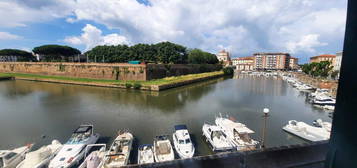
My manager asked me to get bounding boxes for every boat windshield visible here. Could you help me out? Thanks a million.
[179,140,185,144]
[185,138,191,144]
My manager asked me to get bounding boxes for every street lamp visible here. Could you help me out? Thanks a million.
[261,108,270,149]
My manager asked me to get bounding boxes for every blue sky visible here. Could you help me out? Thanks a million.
[0,0,348,63]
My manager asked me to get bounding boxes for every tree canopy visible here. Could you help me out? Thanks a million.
[188,49,219,64]
[33,45,81,62]
[301,61,334,78]
[0,49,36,61]
[85,41,189,64]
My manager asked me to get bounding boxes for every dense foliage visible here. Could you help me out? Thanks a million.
[301,61,334,78]
[0,49,36,61]
[85,42,189,64]
[188,49,219,64]
[33,45,81,62]
[223,67,234,75]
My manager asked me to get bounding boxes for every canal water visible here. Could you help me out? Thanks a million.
[0,75,331,157]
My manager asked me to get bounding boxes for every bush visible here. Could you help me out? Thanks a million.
[133,83,141,89]
[125,83,132,88]
[223,67,234,75]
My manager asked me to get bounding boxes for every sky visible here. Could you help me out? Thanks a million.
[0,0,348,63]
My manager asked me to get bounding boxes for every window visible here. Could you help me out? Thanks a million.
[60,157,66,161]
[185,139,191,143]
[4,152,16,160]
[179,140,185,144]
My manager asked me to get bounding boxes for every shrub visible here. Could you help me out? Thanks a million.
[133,83,141,89]
[125,83,132,88]
[223,67,234,75]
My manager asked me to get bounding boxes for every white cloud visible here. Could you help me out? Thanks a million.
[0,0,348,60]
[286,34,327,53]
[0,32,22,40]
[64,24,130,50]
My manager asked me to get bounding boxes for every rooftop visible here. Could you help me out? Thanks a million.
[310,54,336,59]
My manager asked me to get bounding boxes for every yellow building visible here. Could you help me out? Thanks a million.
[310,54,336,65]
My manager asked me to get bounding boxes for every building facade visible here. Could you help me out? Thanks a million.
[334,52,342,71]
[253,53,290,70]
[310,54,336,65]
[232,57,255,71]
[289,57,299,70]
[216,50,231,66]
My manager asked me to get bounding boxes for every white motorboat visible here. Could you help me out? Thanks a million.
[202,123,234,152]
[137,144,155,164]
[172,125,195,159]
[16,140,62,168]
[0,144,33,168]
[283,120,330,142]
[153,135,174,162]
[215,116,259,151]
[296,84,314,91]
[102,130,133,168]
[310,89,330,98]
[49,124,100,168]
[312,95,336,106]
[78,144,106,168]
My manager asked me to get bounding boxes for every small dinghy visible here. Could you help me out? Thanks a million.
[153,135,174,162]
[0,144,34,168]
[17,140,62,168]
[102,130,133,168]
[49,124,100,168]
[137,144,155,164]
[172,125,195,159]
[283,120,330,142]
[202,123,234,152]
[78,144,106,168]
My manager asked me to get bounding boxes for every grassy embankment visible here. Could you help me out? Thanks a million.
[0,71,224,90]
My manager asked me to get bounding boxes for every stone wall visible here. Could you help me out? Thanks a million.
[0,62,147,81]
[0,62,222,81]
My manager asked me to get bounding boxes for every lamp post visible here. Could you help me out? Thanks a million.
[261,108,270,149]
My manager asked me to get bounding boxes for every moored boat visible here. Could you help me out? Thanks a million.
[137,144,155,164]
[283,120,330,142]
[17,140,62,168]
[48,124,100,168]
[172,125,195,159]
[202,123,234,152]
[0,144,34,168]
[102,130,133,168]
[215,116,259,151]
[153,135,174,162]
[78,144,106,168]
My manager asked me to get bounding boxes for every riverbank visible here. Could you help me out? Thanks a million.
[292,72,338,97]
[0,71,225,91]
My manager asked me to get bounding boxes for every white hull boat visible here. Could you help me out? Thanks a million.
[78,144,107,168]
[137,144,155,164]
[49,124,100,168]
[0,144,34,168]
[153,135,174,162]
[17,140,62,168]
[202,123,234,152]
[215,116,259,151]
[283,120,330,142]
[172,125,195,159]
[102,131,133,168]
[313,119,332,132]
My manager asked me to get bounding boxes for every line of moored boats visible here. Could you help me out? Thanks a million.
[0,114,261,168]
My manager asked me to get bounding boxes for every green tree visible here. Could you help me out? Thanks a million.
[155,42,187,64]
[188,49,218,64]
[33,45,81,62]
[0,49,36,61]
[302,61,334,78]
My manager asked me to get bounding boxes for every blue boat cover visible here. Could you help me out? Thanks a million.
[174,124,188,130]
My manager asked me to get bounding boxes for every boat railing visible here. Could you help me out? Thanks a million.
[84,143,106,158]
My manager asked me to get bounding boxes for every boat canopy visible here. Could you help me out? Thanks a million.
[139,144,153,149]
[74,125,92,133]
[228,123,255,134]
[174,125,188,131]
